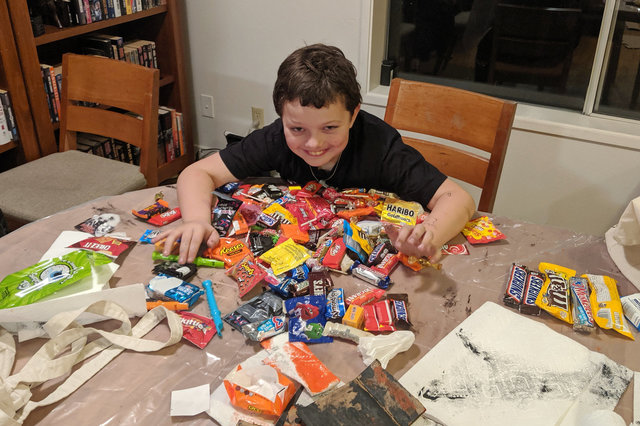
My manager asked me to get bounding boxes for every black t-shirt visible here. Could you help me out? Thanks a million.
[219,110,446,207]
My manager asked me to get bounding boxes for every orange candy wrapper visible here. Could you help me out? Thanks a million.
[223,362,297,417]
[461,216,506,244]
[203,237,252,268]
[261,337,340,396]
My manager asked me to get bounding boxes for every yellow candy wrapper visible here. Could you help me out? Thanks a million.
[535,262,576,324]
[260,238,310,275]
[262,203,297,225]
[582,274,634,340]
[461,216,506,244]
[380,199,423,226]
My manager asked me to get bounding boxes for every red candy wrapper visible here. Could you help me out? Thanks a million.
[178,311,217,349]
[461,216,506,244]
[68,236,134,258]
[441,243,469,255]
[147,207,181,226]
[363,300,396,332]
[226,255,267,297]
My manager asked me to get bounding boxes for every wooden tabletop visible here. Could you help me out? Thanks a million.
[0,185,637,425]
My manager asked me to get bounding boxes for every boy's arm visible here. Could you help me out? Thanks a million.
[153,153,238,263]
[386,179,475,261]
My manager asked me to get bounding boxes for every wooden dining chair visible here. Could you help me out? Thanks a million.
[0,53,159,231]
[384,78,516,213]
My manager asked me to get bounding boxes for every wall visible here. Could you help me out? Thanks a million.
[183,1,640,236]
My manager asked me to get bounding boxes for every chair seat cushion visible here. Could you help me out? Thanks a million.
[0,150,146,223]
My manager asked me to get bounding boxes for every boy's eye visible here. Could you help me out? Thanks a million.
[324,126,338,131]
[290,127,304,133]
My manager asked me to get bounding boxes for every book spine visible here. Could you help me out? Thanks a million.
[125,0,132,15]
[171,108,179,159]
[40,66,56,123]
[0,102,11,144]
[48,66,61,122]
[106,0,115,18]
[83,0,92,23]
[113,0,121,16]
[176,111,184,157]
[150,42,157,68]
[0,91,18,141]
[135,0,142,13]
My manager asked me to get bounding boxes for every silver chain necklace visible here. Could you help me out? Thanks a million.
[309,152,342,187]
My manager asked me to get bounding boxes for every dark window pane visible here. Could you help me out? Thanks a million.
[594,2,640,120]
[386,0,604,111]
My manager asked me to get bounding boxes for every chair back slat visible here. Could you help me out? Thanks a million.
[384,78,516,212]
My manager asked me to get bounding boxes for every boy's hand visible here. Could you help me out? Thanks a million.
[152,221,219,264]
[384,223,443,263]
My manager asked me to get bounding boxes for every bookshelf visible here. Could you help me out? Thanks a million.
[5,0,193,184]
[0,0,40,165]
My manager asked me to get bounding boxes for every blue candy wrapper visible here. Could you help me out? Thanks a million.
[147,275,203,307]
[284,295,333,344]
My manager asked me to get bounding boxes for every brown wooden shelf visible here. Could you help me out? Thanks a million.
[159,75,175,87]
[0,141,17,154]
[35,6,168,46]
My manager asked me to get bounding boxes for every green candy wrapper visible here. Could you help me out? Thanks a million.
[0,250,113,309]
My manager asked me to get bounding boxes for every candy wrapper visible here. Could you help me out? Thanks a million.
[178,311,216,349]
[259,238,310,276]
[241,316,287,341]
[212,198,243,237]
[147,276,203,308]
[441,244,469,255]
[343,221,373,263]
[0,250,112,309]
[461,216,506,244]
[363,300,396,332]
[261,337,341,396]
[284,295,333,344]
[68,235,134,259]
[139,229,160,244]
[380,199,423,226]
[202,237,252,268]
[152,261,197,281]
[75,213,121,236]
[132,199,169,221]
[569,276,595,332]
[535,262,575,324]
[223,291,285,332]
[226,255,267,297]
[148,207,181,226]
[583,274,634,340]
[621,293,640,331]
[223,362,297,417]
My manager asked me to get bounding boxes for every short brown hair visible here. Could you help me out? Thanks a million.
[273,44,362,116]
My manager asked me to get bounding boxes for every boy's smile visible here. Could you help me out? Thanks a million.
[282,99,360,171]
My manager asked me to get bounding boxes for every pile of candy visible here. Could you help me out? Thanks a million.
[141,180,468,347]
[503,261,636,339]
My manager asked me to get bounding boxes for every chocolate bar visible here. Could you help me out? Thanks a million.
[503,263,527,308]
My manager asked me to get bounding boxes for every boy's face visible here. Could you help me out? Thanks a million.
[282,99,360,170]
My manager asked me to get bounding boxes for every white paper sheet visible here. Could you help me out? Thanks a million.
[170,384,211,416]
[399,302,632,426]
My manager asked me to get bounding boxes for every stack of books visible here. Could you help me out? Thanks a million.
[0,89,19,145]
[61,0,165,27]
[75,105,184,166]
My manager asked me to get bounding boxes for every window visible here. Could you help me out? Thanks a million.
[382,0,640,122]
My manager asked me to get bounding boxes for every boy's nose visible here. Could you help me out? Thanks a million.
[306,134,324,149]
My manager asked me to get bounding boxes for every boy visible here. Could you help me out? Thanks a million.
[155,44,475,264]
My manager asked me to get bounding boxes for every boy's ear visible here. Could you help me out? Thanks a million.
[349,104,361,127]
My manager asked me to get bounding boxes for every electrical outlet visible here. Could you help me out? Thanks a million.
[251,107,264,129]
[200,94,214,118]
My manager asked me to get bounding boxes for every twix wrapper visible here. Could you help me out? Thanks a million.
[582,274,634,340]
[535,262,575,324]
